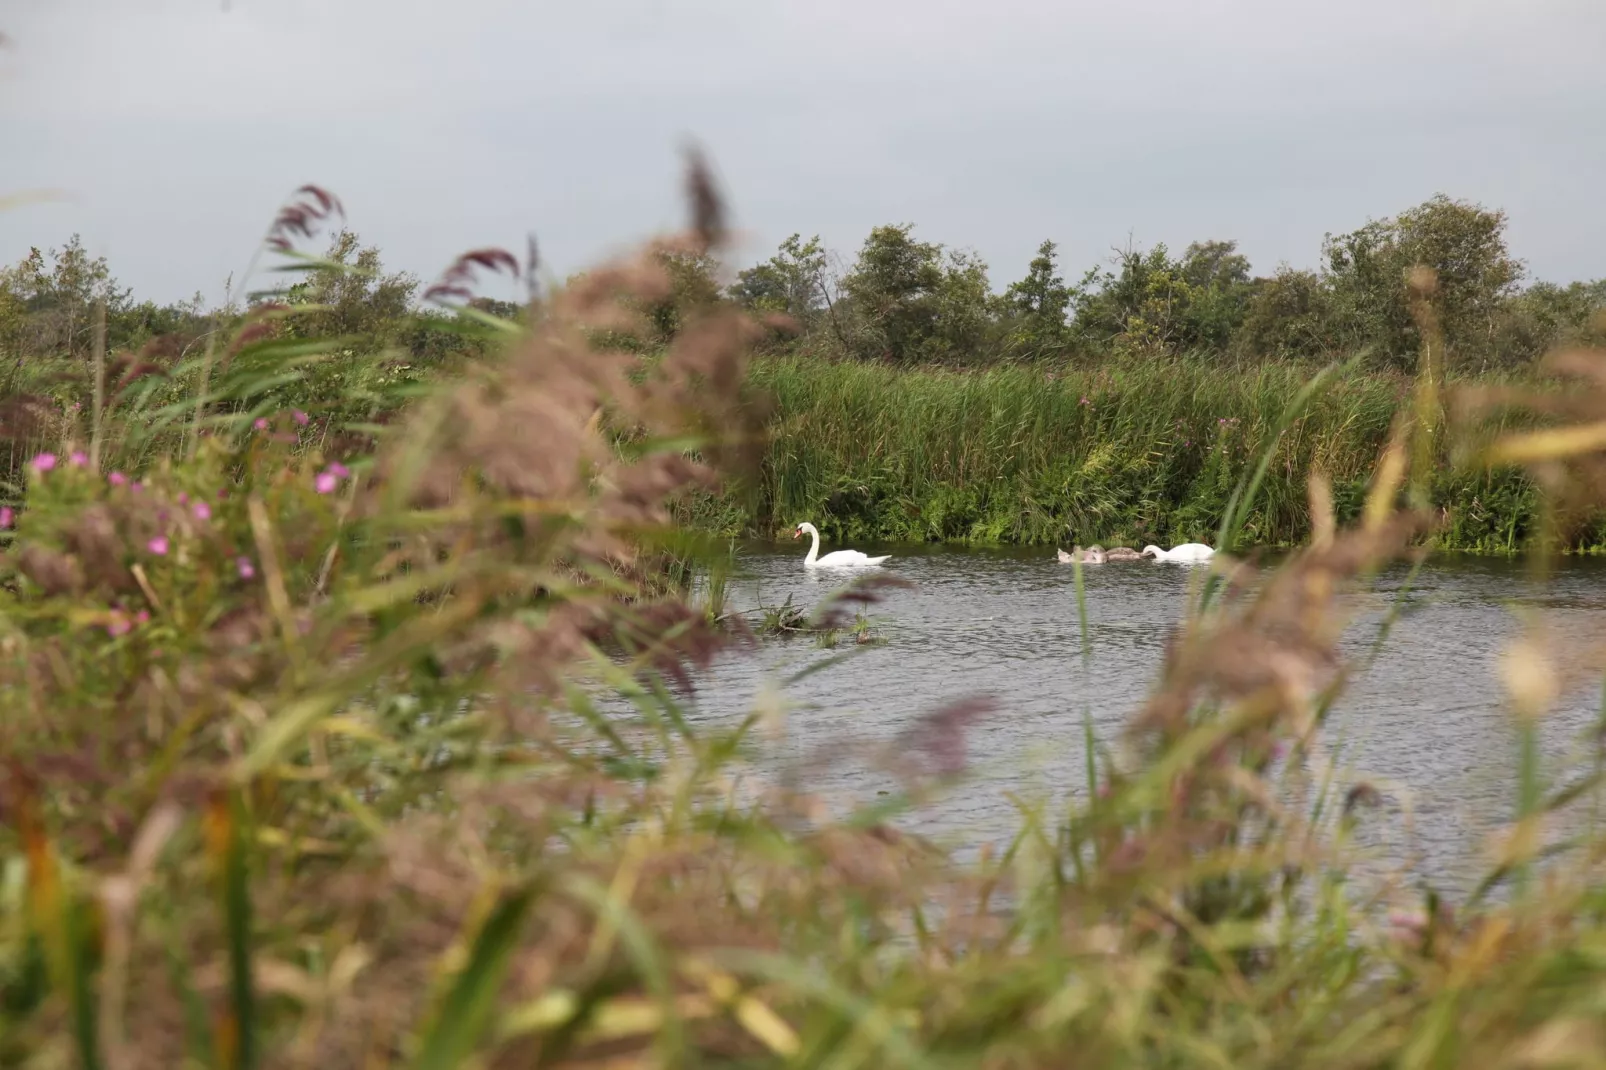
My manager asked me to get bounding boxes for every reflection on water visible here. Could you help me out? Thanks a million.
[675,543,1606,897]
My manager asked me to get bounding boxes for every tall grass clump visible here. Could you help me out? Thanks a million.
[9,159,1606,1069]
[711,355,1563,552]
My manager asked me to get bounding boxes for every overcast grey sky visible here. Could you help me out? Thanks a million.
[3,0,1604,305]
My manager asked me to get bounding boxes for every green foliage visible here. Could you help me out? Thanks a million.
[280,229,420,348]
[1000,240,1074,361]
[1069,239,1255,357]
[838,224,997,365]
[685,355,1575,552]
[729,233,829,329]
[723,194,1603,372]
[0,236,134,360]
[1237,266,1336,361]
[1321,194,1525,369]
[10,168,1606,1068]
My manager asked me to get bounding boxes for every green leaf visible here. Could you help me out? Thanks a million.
[409,885,537,1070]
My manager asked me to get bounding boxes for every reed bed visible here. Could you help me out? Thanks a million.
[703,356,1559,553]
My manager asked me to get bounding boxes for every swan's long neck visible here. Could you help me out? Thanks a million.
[804,526,820,566]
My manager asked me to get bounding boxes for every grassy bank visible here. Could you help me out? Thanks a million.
[687,356,1556,553]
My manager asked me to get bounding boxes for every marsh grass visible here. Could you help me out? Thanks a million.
[4,161,1606,1070]
[697,354,1572,554]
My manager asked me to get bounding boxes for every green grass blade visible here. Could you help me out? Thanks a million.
[409,885,537,1070]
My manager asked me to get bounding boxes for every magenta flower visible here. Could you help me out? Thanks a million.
[0,507,13,529]
[29,453,56,473]
[106,612,132,638]
[327,461,350,479]
[108,471,128,487]
[293,410,309,426]
[147,536,169,556]
[68,450,88,467]
[314,472,338,494]
[177,492,188,505]
[131,481,144,493]
[236,556,256,580]
[192,501,212,521]
[135,610,150,624]
[253,417,269,431]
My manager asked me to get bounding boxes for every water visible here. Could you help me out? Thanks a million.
[674,544,1606,897]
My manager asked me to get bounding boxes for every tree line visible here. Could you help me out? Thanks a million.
[725,194,1606,372]
[3,193,1602,382]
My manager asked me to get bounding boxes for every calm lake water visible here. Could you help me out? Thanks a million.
[672,544,1606,898]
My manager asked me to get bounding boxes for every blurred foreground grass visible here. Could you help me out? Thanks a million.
[4,168,1606,1070]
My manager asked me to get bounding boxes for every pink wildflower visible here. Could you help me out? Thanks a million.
[177,492,188,505]
[131,481,144,493]
[0,507,13,529]
[293,410,309,426]
[315,472,338,494]
[236,556,256,580]
[108,471,128,486]
[327,461,350,479]
[107,613,132,638]
[192,501,212,521]
[147,536,169,556]
[253,417,269,431]
[29,453,56,473]
[69,450,87,467]
[136,610,150,624]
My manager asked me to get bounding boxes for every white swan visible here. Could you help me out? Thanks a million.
[1140,542,1216,563]
[793,522,891,569]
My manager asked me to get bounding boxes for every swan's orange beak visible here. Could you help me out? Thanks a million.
[791,528,801,539]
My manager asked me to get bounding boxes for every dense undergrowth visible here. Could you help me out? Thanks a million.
[685,356,1565,552]
[6,164,1606,1069]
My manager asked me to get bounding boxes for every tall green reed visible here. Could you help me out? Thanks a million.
[706,355,1563,553]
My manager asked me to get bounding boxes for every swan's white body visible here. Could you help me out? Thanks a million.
[1141,542,1216,563]
[793,522,890,569]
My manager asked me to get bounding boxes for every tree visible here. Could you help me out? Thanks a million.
[840,224,996,365]
[1236,267,1336,361]
[285,229,419,347]
[1001,240,1072,360]
[1,235,132,360]
[1069,238,1254,358]
[1178,240,1254,352]
[729,234,829,329]
[644,248,723,344]
[1321,194,1523,369]
[1492,279,1606,365]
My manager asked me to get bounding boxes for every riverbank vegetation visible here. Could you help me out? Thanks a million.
[6,158,1606,1067]
[5,192,1604,552]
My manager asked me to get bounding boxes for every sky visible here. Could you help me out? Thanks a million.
[3,0,1604,305]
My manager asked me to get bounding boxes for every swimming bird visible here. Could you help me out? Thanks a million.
[793,522,891,569]
[1104,546,1143,561]
[1057,545,1107,564]
[1140,542,1215,563]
